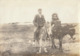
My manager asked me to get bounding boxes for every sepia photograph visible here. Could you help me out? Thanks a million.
[0,0,80,56]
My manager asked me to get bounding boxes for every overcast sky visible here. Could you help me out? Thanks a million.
[0,0,79,24]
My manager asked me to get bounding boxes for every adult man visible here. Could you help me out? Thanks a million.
[33,9,46,43]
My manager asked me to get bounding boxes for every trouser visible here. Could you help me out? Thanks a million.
[34,26,43,42]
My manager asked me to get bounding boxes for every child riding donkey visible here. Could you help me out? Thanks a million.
[51,13,62,49]
[50,13,76,51]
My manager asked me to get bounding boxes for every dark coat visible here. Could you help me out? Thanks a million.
[51,20,61,33]
[33,14,45,27]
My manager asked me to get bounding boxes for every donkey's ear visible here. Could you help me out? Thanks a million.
[72,24,77,27]
[69,24,77,28]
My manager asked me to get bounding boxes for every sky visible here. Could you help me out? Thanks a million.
[0,0,79,24]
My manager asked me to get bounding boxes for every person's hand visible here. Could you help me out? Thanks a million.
[34,23,38,27]
[52,24,54,28]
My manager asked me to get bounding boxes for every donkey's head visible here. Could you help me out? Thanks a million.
[66,24,77,40]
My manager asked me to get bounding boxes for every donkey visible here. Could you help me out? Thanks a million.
[50,23,76,51]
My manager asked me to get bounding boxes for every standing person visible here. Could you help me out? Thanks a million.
[33,9,46,44]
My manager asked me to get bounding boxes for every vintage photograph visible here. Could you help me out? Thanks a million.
[0,0,80,56]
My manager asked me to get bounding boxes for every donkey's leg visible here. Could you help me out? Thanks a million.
[70,35,75,40]
[44,40,48,52]
[59,38,63,51]
[51,38,57,48]
[37,37,42,53]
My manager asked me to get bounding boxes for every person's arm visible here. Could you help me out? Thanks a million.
[42,15,46,25]
[33,15,38,27]
[51,21,54,26]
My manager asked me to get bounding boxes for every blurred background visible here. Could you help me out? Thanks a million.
[0,0,79,24]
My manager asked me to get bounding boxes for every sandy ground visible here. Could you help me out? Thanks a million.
[0,23,79,56]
